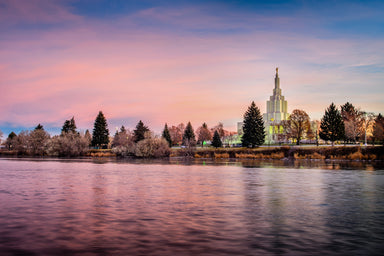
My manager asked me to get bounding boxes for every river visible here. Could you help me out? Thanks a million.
[0,158,383,255]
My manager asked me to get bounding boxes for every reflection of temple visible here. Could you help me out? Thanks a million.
[263,68,289,143]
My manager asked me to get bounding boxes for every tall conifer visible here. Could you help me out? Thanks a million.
[91,111,109,148]
[133,120,149,143]
[320,103,345,146]
[183,122,196,146]
[211,130,222,148]
[241,101,265,147]
[162,123,172,147]
[62,117,77,134]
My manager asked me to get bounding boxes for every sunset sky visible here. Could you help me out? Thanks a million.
[1,0,383,136]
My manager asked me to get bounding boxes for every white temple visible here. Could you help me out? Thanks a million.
[262,68,289,143]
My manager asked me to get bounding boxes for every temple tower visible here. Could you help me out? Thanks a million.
[263,68,289,143]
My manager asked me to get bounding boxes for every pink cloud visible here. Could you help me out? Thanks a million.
[1,7,383,133]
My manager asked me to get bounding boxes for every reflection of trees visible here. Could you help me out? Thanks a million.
[241,169,287,253]
[90,169,109,249]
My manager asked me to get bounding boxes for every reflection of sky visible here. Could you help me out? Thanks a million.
[0,0,383,135]
[1,159,384,254]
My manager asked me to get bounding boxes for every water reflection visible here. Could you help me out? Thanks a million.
[0,158,383,255]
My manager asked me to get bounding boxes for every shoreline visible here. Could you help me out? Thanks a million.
[1,145,383,162]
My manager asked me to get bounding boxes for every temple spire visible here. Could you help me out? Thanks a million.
[274,67,280,90]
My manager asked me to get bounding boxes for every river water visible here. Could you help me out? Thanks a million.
[0,158,383,255]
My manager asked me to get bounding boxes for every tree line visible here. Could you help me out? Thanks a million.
[1,101,383,157]
[240,101,384,147]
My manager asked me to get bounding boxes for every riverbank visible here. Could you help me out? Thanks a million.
[171,146,384,161]
[1,146,383,161]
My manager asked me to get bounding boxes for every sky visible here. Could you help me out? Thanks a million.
[1,0,384,137]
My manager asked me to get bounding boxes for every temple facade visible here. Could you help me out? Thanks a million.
[262,68,289,143]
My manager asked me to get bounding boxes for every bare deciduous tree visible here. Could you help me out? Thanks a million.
[48,133,89,157]
[196,123,212,147]
[0,129,3,145]
[211,122,225,138]
[169,123,185,146]
[341,102,364,143]
[29,127,50,155]
[288,109,312,145]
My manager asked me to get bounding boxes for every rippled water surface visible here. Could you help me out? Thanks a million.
[0,158,384,255]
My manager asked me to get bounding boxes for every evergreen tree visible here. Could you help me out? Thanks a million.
[62,120,71,134]
[35,124,44,130]
[5,132,17,150]
[162,123,172,147]
[373,113,384,145]
[211,130,222,148]
[241,101,265,147]
[61,117,77,134]
[320,103,345,146]
[91,111,110,148]
[133,120,149,143]
[183,121,196,146]
[8,131,17,140]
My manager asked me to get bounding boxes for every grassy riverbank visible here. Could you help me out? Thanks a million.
[1,146,383,161]
[171,146,384,160]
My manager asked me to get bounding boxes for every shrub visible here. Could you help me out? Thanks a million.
[112,144,136,157]
[135,138,170,158]
[48,133,89,157]
[347,151,364,160]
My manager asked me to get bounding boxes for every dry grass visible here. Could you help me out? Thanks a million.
[88,152,116,157]
[214,153,230,158]
[169,145,384,161]
[309,152,326,159]
[235,153,268,159]
[347,151,364,160]
[294,152,326,159]
[270,152,285,159]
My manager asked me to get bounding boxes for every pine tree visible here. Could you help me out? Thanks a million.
[162,123,172,147]
[211,130,222,148]
[183,121,196,146]
[320,103,345,146]
[91,111,110,148]
[133,120,149,143]
[373,113,384,145]
[35,124,44,130]
[61,117,77,134]
[5,132,17,150]
[69,117,77,133]
[241,101,265,147]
